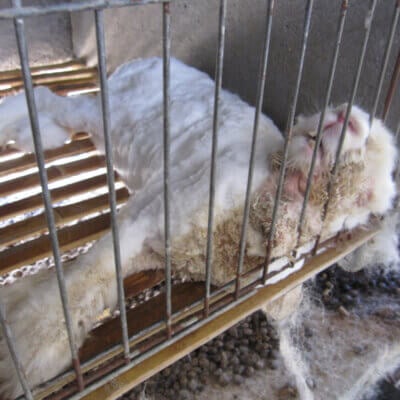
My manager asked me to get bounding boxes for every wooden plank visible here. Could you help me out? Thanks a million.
[0,188,129,248]
[123,270,165,299]
[0,173,120,221]
[76,224,381,400]
[0,148,23,159]
[0,60,98,98]
[0,79,98,98]
[0,81,99,98]
[0,60,87,81]
[0,155,105,197]
[0,213,112,274]
[79,282,207,363]
[0,137,95,176]
[0,68,98,88]
[0,77,98,96]
[50,83,100,97]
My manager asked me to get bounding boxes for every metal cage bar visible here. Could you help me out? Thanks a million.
[383,48,400,122]
[162,1,173,337]
[0,0,168,19]
[370,0,400,125]
[395,118,400,182]
[94,8,131,360]
[11,0,85,392]
[314,0,378,252]
[235,0,275,297]
[204,0,227,317]
[296,0,348,247]
[263,0,314,277]
[0,300,33,400]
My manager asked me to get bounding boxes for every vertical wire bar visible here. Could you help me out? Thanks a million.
[204,0,227,316]
[11,0,85,390]
[383,48,400,122]
[296,0,348,248]
[394,117,400,184]
[0,301,33,400]
[94,9,130,360]
[235,0,275,299]
[314,0,378,252]
[370,0,400,125]
[162,2,173,336]
[263,0,314,281]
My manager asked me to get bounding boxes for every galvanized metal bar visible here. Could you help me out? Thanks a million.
[315,0,378,251]
[12,0,85,391]
[370,0,400,125]
[162,1,173,337]
[0,0,168,19]
[204,0,227,317]
[396,116,400,140]
[263,0,314,280]
[395,117,400,183]
[296,0,348,247]
[235,0,275,298]
[0,300,33,400]
[94,9,130,360]
[383,48,400,122]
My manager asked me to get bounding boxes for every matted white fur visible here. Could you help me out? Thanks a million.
[0,58,396,398]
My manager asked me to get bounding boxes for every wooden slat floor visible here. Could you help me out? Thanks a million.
[0,60,99,98]
[0,134,130,274]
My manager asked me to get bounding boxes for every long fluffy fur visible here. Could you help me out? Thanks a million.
[0,58,396,398]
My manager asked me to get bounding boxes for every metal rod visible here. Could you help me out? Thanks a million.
[395,116,400,184]
[94,9,130,360]
[12,0,85,391]
[263,0,315,280]
[204,0,227,317]
[1,0,168,19]
[370,0,400,125]
[315,0,378,252]
[162,1,173,337]
[296,0,348,248]
[0,300,33,400]
[396,115,400,141]
[235,0,275,298]
[383,48,400,122]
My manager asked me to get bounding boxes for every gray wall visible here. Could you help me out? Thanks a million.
[68,0,399,131]
[0,0,73,71]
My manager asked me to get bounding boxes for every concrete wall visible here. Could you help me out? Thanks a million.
[71,0,400,131]
[0,0,73,71]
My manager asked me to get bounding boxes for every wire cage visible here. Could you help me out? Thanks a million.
[0,0,399,399]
